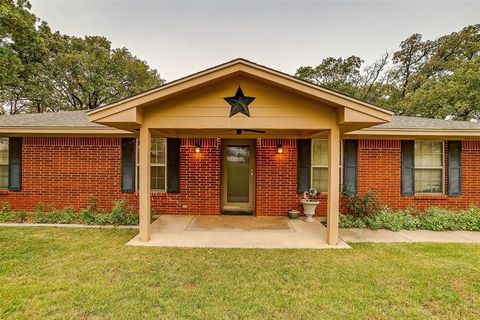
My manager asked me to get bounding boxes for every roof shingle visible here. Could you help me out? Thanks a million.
[0,111,479,132]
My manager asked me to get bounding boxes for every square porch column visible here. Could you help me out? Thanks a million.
[327,126,340,245]
[139,126,151,242]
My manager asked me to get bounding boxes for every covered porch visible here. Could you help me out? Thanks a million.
[127,215,350,249]
[88,59,392,247]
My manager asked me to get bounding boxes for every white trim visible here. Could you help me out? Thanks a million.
[414,140,445,195]
[311,139,328,193]
[136,137,167,193]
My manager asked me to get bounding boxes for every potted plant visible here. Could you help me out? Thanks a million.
[288,209,299,219]
[300,188,320,222]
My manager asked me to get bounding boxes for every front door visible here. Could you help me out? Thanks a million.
[221,139,255,215]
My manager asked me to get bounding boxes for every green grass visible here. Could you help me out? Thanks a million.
[1,228,480,319]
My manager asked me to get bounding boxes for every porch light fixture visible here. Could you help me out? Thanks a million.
[277,144,284,154]
[195,143,201,153]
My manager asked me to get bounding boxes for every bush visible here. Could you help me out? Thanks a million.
[365,209,417,231]
[339,214,367,228]
[36,206,78,224]
[343,191,385,217]
[340,206,480,232]
[79,209,96,225]
[416,207,457,231]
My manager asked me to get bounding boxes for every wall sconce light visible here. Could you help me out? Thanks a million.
[277,144,284,154]
[195,143,201,153]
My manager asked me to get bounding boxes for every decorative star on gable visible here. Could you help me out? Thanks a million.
[224,86,255,117]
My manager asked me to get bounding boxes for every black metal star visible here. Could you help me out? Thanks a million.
[224,86,255,117]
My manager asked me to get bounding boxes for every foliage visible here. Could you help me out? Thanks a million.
[296,24,480,120]
[342,191,385,217]
[0,0,164,114]
[0,199,140,225]
[340,206,480,232]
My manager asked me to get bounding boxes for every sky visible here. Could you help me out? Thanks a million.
[29,0,480,82]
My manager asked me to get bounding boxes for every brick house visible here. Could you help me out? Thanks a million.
[0,59,478,245]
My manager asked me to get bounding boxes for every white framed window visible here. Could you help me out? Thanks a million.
[137,138,167,192]
[312,139,328,193]
[0,138,8,189]
[414,140,444,194]
[311,139,344,193]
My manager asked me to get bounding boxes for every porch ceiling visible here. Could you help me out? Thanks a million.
[88,59,392,134]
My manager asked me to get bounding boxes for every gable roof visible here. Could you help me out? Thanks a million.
[88,58,393,117]
[87,58,393,131]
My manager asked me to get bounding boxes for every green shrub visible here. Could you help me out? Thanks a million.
[94,214,111,225]
[340,206,480,232]
[416,207,458,231]
[1,201,11,213]
[79,209,96,225]
[0,212,17,222]
[339,214,367,228]
[35,205,78,224]
[343,191,385,217]
[17,210,27,223]
[87,195,99,214]
[365,209,417,231]
[109,198,135,225]
[457,207,480,231]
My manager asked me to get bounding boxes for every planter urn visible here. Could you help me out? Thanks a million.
[300,199,319,222]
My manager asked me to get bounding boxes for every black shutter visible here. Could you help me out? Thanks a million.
[8,137,22,191]
[297,139,311,194]
[121,138,136,192]
[343,140,358,194]
[167,138,180,193]
[401,140,414,195]
[448,141,461,196]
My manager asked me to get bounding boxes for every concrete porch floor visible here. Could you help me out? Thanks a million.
[127,215,350,249]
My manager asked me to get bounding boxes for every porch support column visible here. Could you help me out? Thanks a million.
[327,125,340,245]
[139,126,151,242]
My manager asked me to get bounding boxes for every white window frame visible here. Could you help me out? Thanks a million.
[414,140,445,195]
[0,138,8,190]
[311,139,328,193]
[136,138,167,193]
[310,139,344,194]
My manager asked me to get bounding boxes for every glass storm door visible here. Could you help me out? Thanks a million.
[222,139,255,215]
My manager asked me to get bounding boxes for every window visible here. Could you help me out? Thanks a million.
[312,139,328,193]
[137,138,167,192]
[414,141,444,194]
[0,138,7,189]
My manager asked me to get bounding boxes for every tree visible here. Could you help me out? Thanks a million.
[0,0,164,114]
[295,24,480,120]
[40,30,164,111]
[295,56,363,97]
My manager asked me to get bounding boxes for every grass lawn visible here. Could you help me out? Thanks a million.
[1,228,480,319]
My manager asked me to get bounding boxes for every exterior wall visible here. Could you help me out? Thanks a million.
[0,137,136,211]
[0,137,221,214]
[357,139,480,210]
[151,138,221,215]
[3,136,480,215]
[255,139,327,216]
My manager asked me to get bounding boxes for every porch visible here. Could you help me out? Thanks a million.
[88,59,392,247]
[127,215,350,249]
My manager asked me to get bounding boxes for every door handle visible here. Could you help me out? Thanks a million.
[250,169,254,176]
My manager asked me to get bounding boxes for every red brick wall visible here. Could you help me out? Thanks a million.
[0,137,136,211]
[255,139,327,216]
[0,137,221,214]
[151,138,221,215]
[3,137,479,216]
[357,139,480,210]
